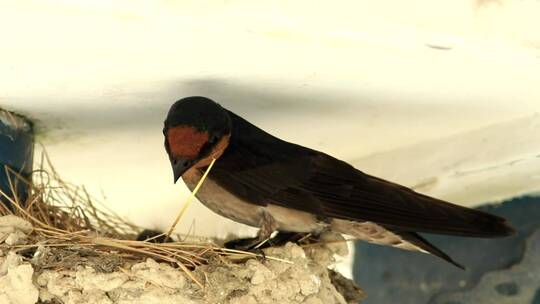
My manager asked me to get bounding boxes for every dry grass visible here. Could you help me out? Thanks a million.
[0,152,290,288]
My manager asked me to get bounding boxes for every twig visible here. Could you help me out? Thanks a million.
[165,158,216,240]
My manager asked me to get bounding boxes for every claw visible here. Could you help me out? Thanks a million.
[136,229,169,243]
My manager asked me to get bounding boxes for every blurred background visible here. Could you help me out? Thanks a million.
[1,1,539,303]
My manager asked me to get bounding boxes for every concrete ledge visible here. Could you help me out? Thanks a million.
[352,114,540,207]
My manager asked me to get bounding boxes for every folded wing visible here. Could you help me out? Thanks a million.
[211,111,514,237]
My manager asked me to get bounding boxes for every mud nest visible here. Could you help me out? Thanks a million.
[0,153,365,303]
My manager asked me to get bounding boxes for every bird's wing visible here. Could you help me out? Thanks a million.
[211,111,514,237]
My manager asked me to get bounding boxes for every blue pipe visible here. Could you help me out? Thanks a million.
[0,110,33,209]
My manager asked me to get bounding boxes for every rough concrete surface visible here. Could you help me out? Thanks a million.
[432,228,540,304]
[0,216,364,304]
[354,197,540,304]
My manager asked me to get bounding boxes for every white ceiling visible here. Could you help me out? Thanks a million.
[1,0,539,238]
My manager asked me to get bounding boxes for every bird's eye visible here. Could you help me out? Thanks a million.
[208,135,219,144]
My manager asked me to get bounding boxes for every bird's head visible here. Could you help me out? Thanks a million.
[164,96,232,183]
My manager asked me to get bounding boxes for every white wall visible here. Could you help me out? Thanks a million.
[1,0,539,239]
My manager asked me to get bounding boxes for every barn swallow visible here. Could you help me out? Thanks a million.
[163,96,515,268]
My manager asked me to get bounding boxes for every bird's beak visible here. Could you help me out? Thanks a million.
[171,157,193,184]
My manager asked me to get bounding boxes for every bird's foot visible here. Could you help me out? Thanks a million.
[224,237,267,260]
[224,231,311,250]
[267,231,312,246]
[224,236,262,251]
[136,229,171,243]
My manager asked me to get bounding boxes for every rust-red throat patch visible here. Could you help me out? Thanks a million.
[167,126,209,159]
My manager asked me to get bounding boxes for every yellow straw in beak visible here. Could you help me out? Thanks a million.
[165,157,217,241]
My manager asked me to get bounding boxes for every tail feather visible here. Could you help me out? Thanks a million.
[333,219,464,269]
[397,231,465,269]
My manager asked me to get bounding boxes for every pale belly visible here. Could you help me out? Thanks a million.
[182,169,424,252]
[181,169,326,233]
